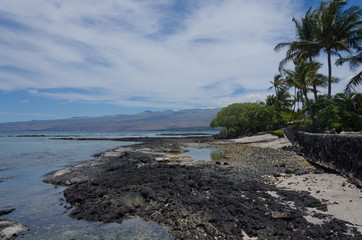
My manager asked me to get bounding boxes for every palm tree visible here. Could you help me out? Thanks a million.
[283,60,331,104]
[275,8,324,100]
[334,92,362,114]
[268,73,287,93]
[275,0,362,97]
[336,51,362,93]
[275,8,319,71]
[266,88,293,123]
[313,0,362,97]
[305,62,328,101]
[283,61,311,104]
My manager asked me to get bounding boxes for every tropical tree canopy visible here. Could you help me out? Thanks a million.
[275,0,362,97]
[336,51,362,93]
[303,93,362,132]
[210,103,277,137]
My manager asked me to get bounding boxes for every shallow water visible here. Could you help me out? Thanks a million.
[0,134,173,239]
[179,146,224,163]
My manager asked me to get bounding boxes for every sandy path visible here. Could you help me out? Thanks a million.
[231,133,292,149]
[232,133,362,234]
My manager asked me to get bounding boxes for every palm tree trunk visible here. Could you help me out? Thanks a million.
[304,90,309,103]
[300,90,305,106]
[309,56,318,101]
[313,85,318,101]
[327,51,332,98]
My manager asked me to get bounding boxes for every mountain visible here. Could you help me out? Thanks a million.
[0,109,220,131]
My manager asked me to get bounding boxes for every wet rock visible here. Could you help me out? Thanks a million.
[0,209,15,217]
[195,160,206,165]
[295,169,308,175]
[0,218,28,240]
[46,136,362,240]
[314,168,325,174]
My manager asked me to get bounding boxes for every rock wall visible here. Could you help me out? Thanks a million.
[293,131,362,186]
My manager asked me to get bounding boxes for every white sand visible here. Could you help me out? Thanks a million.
[231,133,292,149]
[275,173,362,233]
[233,134,362,233]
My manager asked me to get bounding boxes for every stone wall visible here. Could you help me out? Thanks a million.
[291,131,362,186]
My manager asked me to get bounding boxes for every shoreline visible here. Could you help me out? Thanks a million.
[44,134,362,239]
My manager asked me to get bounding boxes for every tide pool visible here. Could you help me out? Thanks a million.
[0,134,173,239]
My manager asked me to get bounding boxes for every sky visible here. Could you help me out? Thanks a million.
[0,0,361,123]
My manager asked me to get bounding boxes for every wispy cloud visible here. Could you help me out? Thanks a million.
[0,112,55,117]
[1,0,327,110]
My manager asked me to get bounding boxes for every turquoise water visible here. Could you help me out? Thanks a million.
[0,132,177,239]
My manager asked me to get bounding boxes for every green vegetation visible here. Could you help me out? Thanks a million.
[272,0,362,132]
[303,93,362,132]
[210,103,276,137]
[275,0,362,97]
[270,131,285,138]
[211,0,361,137]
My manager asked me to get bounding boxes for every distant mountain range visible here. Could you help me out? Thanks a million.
[0,109,221,131]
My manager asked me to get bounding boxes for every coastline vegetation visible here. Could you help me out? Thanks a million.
[210,103,277,137]
[270,130,285,138]
[211,0,362,137]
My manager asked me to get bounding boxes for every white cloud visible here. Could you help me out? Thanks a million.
[4,0,353,111]
[0,111,55,117]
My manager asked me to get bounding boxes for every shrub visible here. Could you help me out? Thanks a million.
[210,103,277,137]
[270,130,284,138]
[303,93,362,132]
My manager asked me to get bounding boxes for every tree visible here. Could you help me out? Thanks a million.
[307,62,328,101]
[336,51,362,93]
[283,60,328,104]
[275,0,362,97]
[268,74,287,93]
[313,0,362,97]
[303,93,362,132]
[275,8,326,102]
[266,88,293,123]
[210,103,277,137]
[275,8,319,71]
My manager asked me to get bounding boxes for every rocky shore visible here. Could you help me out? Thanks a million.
[0,209,28,240]
[44,134,362,240]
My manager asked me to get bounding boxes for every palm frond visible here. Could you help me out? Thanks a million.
[274,42,291,52]
[336,52,362,70]
[344,71,362,93]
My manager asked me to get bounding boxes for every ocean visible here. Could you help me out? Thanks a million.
[0,130,218,239]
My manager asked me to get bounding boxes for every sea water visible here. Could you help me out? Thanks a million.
[0,131,176,240]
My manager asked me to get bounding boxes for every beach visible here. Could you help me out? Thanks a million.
[43,134,362,240]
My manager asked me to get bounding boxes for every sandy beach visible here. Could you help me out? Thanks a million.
[233,134,362,235]
[43,134,362,240]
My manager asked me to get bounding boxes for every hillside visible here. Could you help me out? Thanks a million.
[0,109,220,131]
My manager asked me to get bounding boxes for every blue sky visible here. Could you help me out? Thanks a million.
[0,0,361,123]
